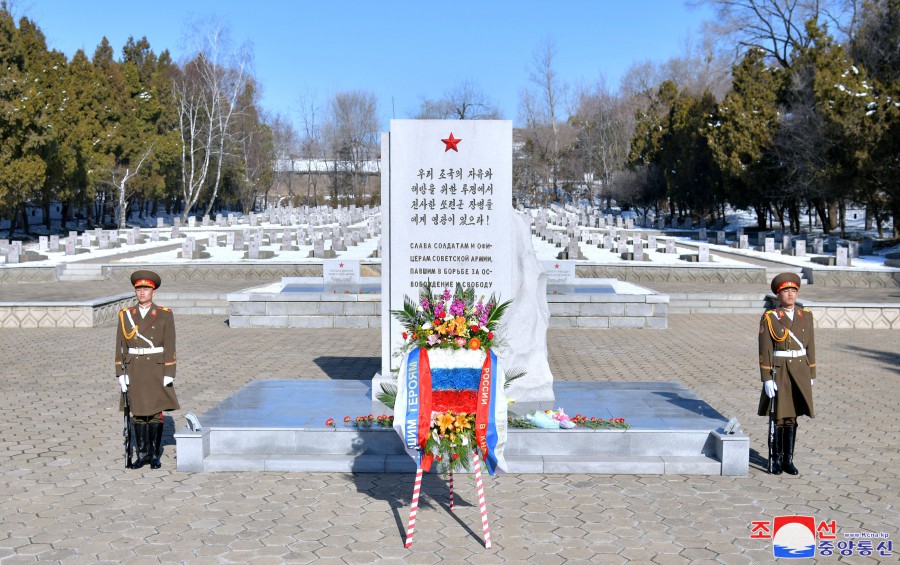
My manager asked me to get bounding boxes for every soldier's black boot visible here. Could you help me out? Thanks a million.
[148,423,164,469]
[769,425,783,475]
[782,426,799,475]
[131,422,151,469]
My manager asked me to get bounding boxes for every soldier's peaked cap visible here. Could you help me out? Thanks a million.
[771,272,800,294]
[131,270,161,289]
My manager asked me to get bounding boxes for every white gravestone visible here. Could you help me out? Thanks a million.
[665,240,676,254]
[49,235,59,252]
[323,259,361,287]
[739,235,749,249]
[698,243,710,263]
[795,240,806,257]
[836,247,850,267]
[813,238,824,254]
[541,260,576,286]
[764,238,775,253]
[633,236,644,261]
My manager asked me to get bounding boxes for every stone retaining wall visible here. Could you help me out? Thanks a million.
[547,294,669,329]
[0,266,57,283]
[229,292,669,330]
[228,293,382,329]
[104,263,381,281]
[576,264,766,284]
[802,267,900,288]
[0,293,133,328]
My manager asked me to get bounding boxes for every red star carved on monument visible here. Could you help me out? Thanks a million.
[441,132,461,152]
[555,263,560,269]
[339,262,344,267]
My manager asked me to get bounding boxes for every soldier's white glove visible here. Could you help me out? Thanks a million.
[118,374,129,393]
[163,376,174,387]
[764,380,777,399]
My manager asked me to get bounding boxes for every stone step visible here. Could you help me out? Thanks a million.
[58,263,106,281]
[201,453,722,474]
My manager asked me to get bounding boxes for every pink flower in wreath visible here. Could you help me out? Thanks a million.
[455,337,467,348]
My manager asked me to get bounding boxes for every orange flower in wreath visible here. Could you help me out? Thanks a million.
[468,337,481,350]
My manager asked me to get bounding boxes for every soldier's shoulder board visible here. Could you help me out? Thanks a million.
[159,306,172,313]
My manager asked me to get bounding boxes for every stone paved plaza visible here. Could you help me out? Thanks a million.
[1,311,897,564]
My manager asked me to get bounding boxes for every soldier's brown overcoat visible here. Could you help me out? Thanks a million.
[115,303,180,416]
[757,306,816,419]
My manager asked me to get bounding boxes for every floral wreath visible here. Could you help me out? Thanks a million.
[390,281,512,471]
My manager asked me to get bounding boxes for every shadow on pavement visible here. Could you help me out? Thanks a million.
[313,356,380,380]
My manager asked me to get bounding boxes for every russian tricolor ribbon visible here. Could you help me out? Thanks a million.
[401,348,434,470]
[475,349,503,475]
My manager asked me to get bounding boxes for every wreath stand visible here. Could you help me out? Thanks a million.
[404,448,492,549]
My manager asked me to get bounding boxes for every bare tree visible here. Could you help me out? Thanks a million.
[527,38,565,196]
[268,113,298,206]
[323,90,379,205]
[570,80,637,206]
[174,20,250,221]
[296,91,324,206]
[698,0,858,67]
[414,79,502,119]
[112,144,154,228]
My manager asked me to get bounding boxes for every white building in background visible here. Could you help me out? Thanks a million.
[274,157,380,174]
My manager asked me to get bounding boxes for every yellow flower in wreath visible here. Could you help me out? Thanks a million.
[436,412,456,434]
[455,414,472,431]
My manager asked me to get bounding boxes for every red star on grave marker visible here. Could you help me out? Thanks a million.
[441,132,461,152]
[339,262,344,267]
[555,263,560,269]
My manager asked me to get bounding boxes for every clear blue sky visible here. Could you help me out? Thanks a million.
[26,1,713,129]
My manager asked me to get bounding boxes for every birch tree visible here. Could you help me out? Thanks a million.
[174,22,249,221]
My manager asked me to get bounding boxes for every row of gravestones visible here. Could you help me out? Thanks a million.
[532,223,714,264]
[154,204,380,231]
[177,224,383,261]
[16,209,381,262]
[536,206,867,267]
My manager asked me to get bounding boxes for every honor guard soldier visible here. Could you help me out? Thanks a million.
[758,272,816,475]
[115,270,180,469]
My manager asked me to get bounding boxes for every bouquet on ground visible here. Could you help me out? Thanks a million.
[391,281,511,353]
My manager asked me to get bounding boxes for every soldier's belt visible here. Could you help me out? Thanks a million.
[128,347,164,355]
[774,349,806,358]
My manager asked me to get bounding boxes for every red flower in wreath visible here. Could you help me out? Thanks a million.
[402,332,408,339]
[487,332,494,340]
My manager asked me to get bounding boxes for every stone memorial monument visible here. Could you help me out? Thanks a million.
[380,119,552,402]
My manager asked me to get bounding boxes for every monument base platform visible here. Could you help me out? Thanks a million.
[174,380,748,475]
